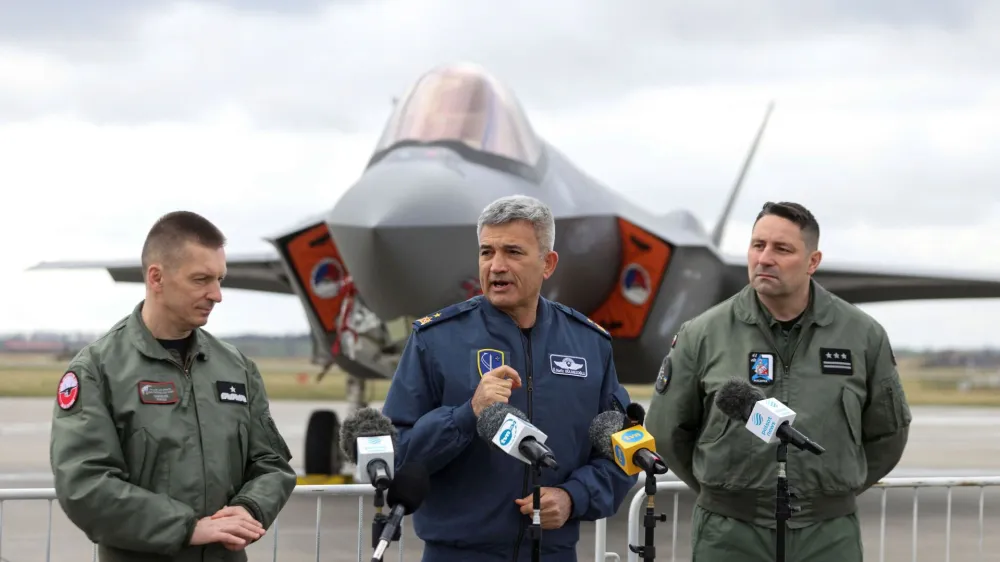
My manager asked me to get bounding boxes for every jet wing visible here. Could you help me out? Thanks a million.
[723,256,1000,304]
[27,251,293,294]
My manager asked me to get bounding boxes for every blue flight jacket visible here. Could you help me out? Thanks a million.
[381,295,638,561]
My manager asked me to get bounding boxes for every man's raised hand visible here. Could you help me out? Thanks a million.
[471,365,522,416]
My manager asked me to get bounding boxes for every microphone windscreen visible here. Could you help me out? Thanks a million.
[339,407,398,464]
[386,462,430,515]
[474,402,526,443]
[625,403,646,426]
[588,410,626,461]
[715,378,765,423]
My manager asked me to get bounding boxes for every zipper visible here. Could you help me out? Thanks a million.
[512,329,535,561]
[170,351,207,516]
[757,321,805,405]
[756,322,788,400]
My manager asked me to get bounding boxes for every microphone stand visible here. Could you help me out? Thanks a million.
[529,462,542,562]
[775,438,791,562]
[628,465,669,561]
[371,487,400,548]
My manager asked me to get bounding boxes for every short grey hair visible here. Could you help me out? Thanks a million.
[477,194,555,254]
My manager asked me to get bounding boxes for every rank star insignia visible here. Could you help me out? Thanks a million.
[820,347,853,375]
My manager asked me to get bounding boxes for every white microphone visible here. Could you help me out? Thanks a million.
[340,408,397,489]
[715,379,825,455]
[475,403,558,470]
[355,435,394,487]
[746,397,796,444]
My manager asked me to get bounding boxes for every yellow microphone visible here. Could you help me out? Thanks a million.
[610,424,665,476]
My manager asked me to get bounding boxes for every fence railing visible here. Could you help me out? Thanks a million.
[617,476,1000,562]
[2,476,999,561]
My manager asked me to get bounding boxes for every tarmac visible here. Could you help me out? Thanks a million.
[2,397,1000,561]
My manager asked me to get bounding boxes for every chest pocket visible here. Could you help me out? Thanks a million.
[123,427,172,494]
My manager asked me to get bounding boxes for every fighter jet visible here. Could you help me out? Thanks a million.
[30,62,1000,477]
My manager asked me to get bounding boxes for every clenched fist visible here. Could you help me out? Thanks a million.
[472,365,522,416]
[514,487,573,530]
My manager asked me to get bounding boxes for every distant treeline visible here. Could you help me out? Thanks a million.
[1,334,315,358]
[3,334,1000,367]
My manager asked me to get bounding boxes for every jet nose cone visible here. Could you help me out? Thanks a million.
[325,157,486,320]
[328,157,480,229]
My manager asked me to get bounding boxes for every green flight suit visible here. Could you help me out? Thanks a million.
[49,301,298,562]
[645,280,911,561]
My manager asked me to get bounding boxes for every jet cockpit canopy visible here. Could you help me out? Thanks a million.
[372,63,543,171]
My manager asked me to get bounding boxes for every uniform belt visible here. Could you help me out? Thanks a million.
[696,486,857,528]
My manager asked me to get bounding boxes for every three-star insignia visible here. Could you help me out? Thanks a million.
[825,352,847,359]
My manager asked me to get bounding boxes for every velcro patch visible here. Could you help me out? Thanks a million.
[655,355,671,395]
[57,371,80,410]
[749,352,775,386]
[216,381,248,405]
[820,348,853,375]
[550,354,587,378]
[138,381,179,404]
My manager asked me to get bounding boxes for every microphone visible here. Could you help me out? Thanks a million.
[371,462,429,562]
[714,379,825,455]
[625,403,646,427]
[475,402,558,470]
[340,407,397,490]
[588,409,667,476]
[590,408,668,561]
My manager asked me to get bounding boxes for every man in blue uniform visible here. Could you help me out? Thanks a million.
[381,194,638,562]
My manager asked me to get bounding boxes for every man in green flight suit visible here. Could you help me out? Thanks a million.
[49,211,298,561]
[645,201,911,561]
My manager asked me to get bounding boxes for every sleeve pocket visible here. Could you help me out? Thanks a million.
[840,388,863,447]
[261,413,293,462]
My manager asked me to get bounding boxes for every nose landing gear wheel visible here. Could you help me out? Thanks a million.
[304,409,342,476]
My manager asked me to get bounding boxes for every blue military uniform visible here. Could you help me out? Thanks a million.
[381,295,638,562]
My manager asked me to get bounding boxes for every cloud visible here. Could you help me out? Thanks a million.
[3,0,1000,128]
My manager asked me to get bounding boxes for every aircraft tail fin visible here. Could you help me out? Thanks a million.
[710,100,774,248]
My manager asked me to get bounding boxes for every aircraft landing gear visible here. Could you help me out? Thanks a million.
[302,374,369,482]
[304,409,342,475]
[300,288,401,484]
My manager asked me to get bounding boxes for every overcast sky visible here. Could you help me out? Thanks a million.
[2,0,999,350]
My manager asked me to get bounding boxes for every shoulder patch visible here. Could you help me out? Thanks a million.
[412,298,480,331]
[552,302,611,339]
[56,370,81,413]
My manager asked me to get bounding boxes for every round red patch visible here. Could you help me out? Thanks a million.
[57,371,79,410]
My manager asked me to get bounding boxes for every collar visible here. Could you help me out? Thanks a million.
[479,294,553,332]
[733,278,835,328]
[126,300,209,362]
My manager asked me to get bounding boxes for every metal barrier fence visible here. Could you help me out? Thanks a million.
[616,476,1000,562]
[0,483,405,562]
[2,477,999,561]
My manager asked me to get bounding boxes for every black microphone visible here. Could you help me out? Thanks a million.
[475,402,558,470]
[588,410,667,475]
[714,378,825,455]
[371,462,429,561]
[625,402,646,427]
[340,407,398,490]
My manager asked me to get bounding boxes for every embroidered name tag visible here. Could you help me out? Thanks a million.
[550,354,587,377]
[820,348,853,375]
[138,381,179,405]
[216,381,248,404]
